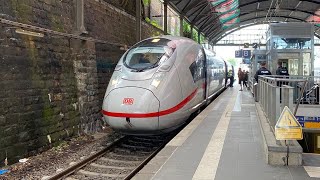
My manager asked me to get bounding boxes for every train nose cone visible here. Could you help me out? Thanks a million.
[102,87,160,133]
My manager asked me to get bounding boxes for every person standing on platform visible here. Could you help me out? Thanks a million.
[254,61,272,83]
[243,70,248,89]
[228,69,234,87]
[238,68,244,91]
[246,71,250,89]
[276,61,289,86]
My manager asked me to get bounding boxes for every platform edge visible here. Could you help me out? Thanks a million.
[255,102,303,166]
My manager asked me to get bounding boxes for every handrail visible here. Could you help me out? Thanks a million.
[256,75,320,133]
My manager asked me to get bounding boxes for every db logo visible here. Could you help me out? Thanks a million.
[123,98,134,105]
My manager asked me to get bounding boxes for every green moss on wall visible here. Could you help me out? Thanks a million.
[9,0,32,23]
[49,14,64,32]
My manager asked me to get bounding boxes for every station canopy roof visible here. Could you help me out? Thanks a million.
[168,0,320,44]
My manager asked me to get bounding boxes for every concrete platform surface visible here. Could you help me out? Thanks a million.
[133,85,319,180]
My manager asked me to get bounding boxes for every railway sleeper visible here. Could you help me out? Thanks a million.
[77,169,126,178]
[120,143,157,151]
[107,152,146,161]
[99,157,141,164]
[82,165,132,176]
[131,136,166,142]
[112,147,151,155]
[90,163,134,170]
[127,139,157,147]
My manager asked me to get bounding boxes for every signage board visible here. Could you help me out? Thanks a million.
[296,116,320,128]
[235,50,242,58]
[275,106,303,140]
[242,50,251,58]
[243,58,250,64]
[256,54,266,60]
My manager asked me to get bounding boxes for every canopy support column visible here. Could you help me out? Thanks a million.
[136,0,141,41]
[180,15,184,37]
[164,0,168,34]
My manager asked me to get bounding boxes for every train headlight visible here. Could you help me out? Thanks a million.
[111,72,121,86]
[115,64,122,71]
[151,72,166,88]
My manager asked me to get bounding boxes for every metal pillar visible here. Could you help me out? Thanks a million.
[75,0,87,34]
[164,0,168,34]
[180,15,184,37]
[136,0,141,41]
[198,30,201,43]
[282,86,294,111]
[191,25,193,39]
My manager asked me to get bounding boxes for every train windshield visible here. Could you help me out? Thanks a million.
[124,38,173,71]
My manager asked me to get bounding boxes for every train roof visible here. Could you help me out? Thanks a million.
[159,35,194,41]
[138,35,198,48]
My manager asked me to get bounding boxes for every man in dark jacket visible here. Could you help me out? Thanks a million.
[254,61,272,82]
[276,61,289,86]
[276,62,289,76]
[227,69,234,87]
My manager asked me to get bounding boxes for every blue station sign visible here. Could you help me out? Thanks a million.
[296,116,320,128]
[242,50,251,58]
[235,50,242,58]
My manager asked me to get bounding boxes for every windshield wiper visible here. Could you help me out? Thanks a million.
[131,68,145,72]
[135,64,158,72]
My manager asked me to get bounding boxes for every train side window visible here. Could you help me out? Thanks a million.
[197,49,205,79]
[189,62,196,81]
[189,49,205,82]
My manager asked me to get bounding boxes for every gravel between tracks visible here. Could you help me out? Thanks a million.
[1,128,122,180]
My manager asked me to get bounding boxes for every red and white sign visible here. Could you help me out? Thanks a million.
[123,98,134,105]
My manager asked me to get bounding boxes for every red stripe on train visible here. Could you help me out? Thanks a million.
[101,89,198,118]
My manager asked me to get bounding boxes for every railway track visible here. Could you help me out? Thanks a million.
[48,133,176,180]
[46,87,224,180]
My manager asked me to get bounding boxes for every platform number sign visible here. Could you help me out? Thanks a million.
[242,50,251,58]
[235,50,242,58]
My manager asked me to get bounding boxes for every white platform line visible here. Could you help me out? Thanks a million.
[233,92,242,112]
[304,166,320,178]
[192,90,238,180]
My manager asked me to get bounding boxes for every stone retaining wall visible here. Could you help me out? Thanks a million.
[0,0,163,166]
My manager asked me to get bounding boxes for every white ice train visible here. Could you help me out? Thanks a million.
[102,36,233,135]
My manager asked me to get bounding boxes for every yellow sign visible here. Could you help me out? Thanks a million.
[275,106,303,140]
[305,122,320,129]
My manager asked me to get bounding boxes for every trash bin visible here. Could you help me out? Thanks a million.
[254,83,258,102]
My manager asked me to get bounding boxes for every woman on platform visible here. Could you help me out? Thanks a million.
[238,68,244,91]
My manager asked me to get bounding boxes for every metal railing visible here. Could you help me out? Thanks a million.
[256,75,320,132]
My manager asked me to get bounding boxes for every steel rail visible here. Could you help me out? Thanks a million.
[123,136,170,180]
[48,136,126,180]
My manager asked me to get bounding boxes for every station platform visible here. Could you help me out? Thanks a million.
[133,85,320,180]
